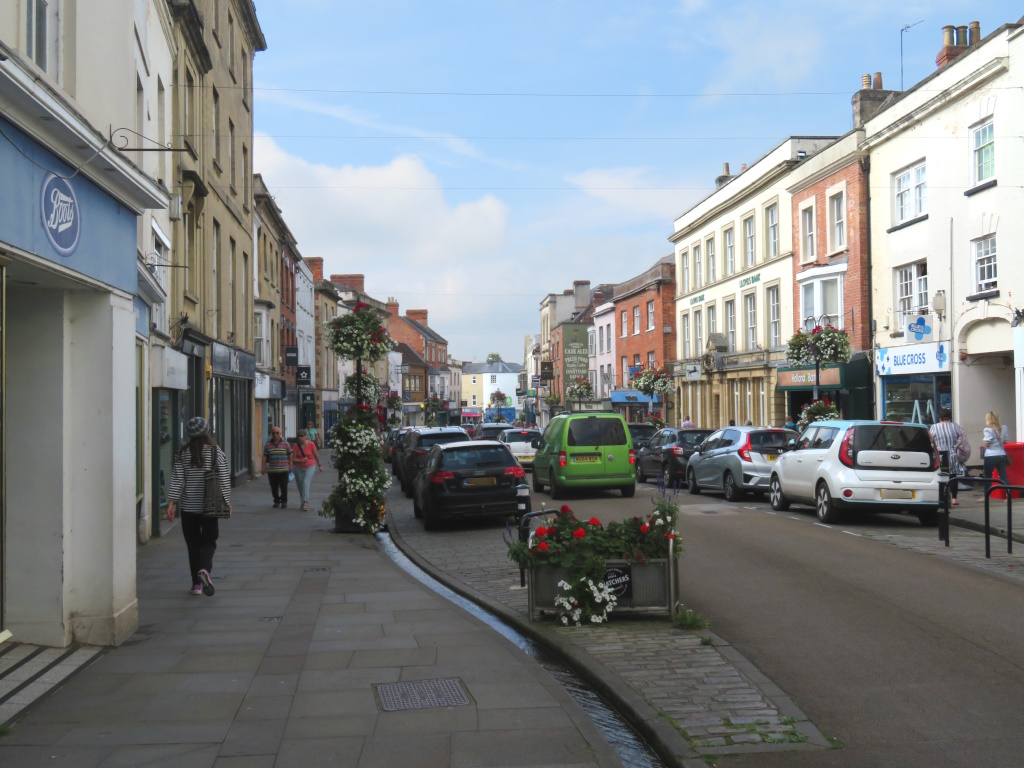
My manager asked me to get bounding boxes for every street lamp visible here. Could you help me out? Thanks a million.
[803,314,833,401]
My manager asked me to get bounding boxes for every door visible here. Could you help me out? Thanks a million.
[639,430,663,474]
[695,430,723,485]
[151,388,177,538]
[535,420,557,482]
[784,427,827,499]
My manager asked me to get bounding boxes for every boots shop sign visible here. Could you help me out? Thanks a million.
[40,174,81,257]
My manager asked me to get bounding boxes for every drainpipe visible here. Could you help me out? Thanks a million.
[862,155,876,419]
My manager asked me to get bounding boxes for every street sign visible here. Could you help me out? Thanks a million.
[683,363,702,381]
[531,375,541,387]
[284,346,299,367]
[296,366,311,385]
[540,361,554,381]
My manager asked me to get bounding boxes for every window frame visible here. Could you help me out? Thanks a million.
[799,200,816,262]
[725,300,736,353]
[633,305,641,335]
[680,249,690,293]
[972,118,994,186]
[973,234,997,293]
[767,285,781,348]
[895,262,928,330]
[693,243,702,289]
[681,313,691,359]
[694,309,703,357]
[706,236,716,284]
[827,187,846,252]
[744,293,757,351]
[766,203,779,260]
[743,215,755,268]
[724,228,735,275]
[647,300,655,331]
[800,274,844,329]
[621,310,627,338]
[894,160,927,224]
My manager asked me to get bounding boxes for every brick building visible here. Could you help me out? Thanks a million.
[395,342,429,426]
[305,257,341,434]
[385,299,449,370]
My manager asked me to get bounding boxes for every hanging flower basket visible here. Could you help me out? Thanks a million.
[327,302,394,362]
[344,369,384,405]
[796,398,840,432]
[633,367,673,396]
[644,412,666,429]
[786,325,851,367]
[565,377,594,402]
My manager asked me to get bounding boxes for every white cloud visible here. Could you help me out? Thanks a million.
[565,167,708,222]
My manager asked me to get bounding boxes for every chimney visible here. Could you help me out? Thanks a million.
[573,280,591,310]
[969,21,980,46]
[936,22,970,68]
[329,273,365,292]
[406,309,429,326]
[715,162,732,189]
[385,297,400,318]
[851,71,897,129]
[740,163,747,173]
[593,289,604,303]
[306,257,324,281]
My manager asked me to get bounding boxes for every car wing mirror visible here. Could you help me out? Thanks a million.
[785,438,798,452]
[530,438,540,449]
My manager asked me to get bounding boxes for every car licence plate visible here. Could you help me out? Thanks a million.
[879,489,915,500]
[763,454,777,462]
[464,477,496,487]
[573,455,600,463]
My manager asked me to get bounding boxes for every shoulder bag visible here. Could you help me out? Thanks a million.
[203,446,231,518]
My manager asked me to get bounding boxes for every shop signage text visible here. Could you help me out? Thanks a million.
[40,173,81,257]
[739,272,761,288]
[875,342,950,376]
[689,293,704,306]
[777,366,842,389]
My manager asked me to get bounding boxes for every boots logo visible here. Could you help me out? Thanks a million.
[40,174,81,257]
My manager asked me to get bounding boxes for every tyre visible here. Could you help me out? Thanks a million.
[816,481,840,524]
[662,464,673,488]
[403,476,413,498]
[687,468,701,495]
[423,506,439,531]
[723,472,744,502]
[412,492,423,519]
[622,483,636,498]
[918,508,939,527]
[532,470,544,492]
[636,463,647,483]
[769,475,790,511]
[550,473,563,500]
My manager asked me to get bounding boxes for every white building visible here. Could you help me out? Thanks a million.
[464,362,525,416]
[295,257,316,428]
[0,4,170,646]
[592,301,617,400]
[864,20,1021,440]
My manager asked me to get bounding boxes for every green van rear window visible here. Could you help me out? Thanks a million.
[567,418,627,447]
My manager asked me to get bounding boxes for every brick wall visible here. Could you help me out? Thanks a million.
[612,280,676,386]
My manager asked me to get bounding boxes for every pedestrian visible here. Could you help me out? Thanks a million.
[262,426,293,508]
[980,411,1011,497]
[784,414,797,431]
[166,417,231,596]
[292,429,323,511]
[929,408,967,506]
[728,419,736,427]
[681,415,696,429]
[744,419,753,426]
[306,420,320,448]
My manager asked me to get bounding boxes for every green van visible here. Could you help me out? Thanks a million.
[532,413,636,498]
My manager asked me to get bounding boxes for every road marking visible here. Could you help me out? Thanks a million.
[843,530,864,538]
[814,522,832,529]
[762,510,777,516]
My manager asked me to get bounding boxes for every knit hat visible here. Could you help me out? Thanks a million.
[185,416,210,438]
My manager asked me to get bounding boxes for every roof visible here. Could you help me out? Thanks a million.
[463,361,526,374]
[394,342,427,367]
[403,316,449,345]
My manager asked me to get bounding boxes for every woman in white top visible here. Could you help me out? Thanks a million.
[980,411,1010,491]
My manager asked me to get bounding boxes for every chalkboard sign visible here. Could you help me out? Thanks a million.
[604,564,632,599]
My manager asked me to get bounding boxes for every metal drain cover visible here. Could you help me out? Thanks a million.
[374,678,470,711]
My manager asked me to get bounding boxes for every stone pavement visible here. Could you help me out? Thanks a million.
[0,467,622,768]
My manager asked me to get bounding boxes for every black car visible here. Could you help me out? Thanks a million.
[412,440,530,530]
[396,427,469,496]
[473,422,513,441]
[636,427,714,486]
[626,422,659,450]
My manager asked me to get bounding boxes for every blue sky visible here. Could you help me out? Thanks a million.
[252,1,1018,363]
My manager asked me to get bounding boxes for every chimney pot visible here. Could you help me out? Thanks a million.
[955,25,968,46]
[942,25,955,46]
[969,21,980,45]
[861,73,871,89]
[740,163,747,172]
[873,72,883,89]
[722,162,730,175]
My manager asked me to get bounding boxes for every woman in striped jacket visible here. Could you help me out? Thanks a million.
[168,417,232,596]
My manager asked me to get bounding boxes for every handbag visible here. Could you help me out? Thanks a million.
[203,446,231,518]
[954,433,971,465]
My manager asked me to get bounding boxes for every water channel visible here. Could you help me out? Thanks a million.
[377,534,665,768]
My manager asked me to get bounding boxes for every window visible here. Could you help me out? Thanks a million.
[829,192,845,251]
[588,331,595,355]
[622,356,629,386]
[211,220,220,337]
[472,394,477,406]
[472,375,476,384]
[724,229,734,275]
[184,70,196,146]
[895,263,928,329]
[693,244,702,288]
[241,48,249,108]
[706,237,716,283]
[228,238,236,336]
[606,323,611,350]
[972,119,994,185]
[707,305,716,335]
[242,145,249,207]
[725,300,736,352]
[254,313,264,366]
[744,216,755,267]
[648,351,656,369]
[801,276,843,328]
[490,374,496,384]
[26,0,59,75]
[682,314,691,359]
[633,306,640,334]
[766,204,779,259]
[767,286,780,348]
[211,88,220,164]
[895,161,926,223]
[647,300,655,330]
[745,294,757,351]
[621,310,627,337]
[228,120,236,191]
[681,250,689,293]
[598,325,604,354]
[974,235,997,293]
[694,310,703,356]
[801,206,815,260]
[228,11,236,79]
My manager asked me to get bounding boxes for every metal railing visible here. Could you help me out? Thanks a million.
[939,468,1016,558]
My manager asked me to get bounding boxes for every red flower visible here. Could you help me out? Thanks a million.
[538,541,550,552]
[559,504,572,514]
[534,526,547,537]
[669,533,675,540]
[354,301,368,311]
[640,524,649,533]
[573,528,586,540]
[633,516,640,521]
[588,517,601,526]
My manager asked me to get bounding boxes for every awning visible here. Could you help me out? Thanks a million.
[609,391,660,404]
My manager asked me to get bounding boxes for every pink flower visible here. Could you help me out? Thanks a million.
[573,528,586,540]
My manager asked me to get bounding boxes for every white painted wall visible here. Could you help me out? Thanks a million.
[593,302,616,397]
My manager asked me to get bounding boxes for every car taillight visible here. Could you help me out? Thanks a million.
[670,446,685,456]
[928,432,940,471]
[412,449,427,456]
[505,466,526,478]
[428,471,454,484]
[559,451,567,467]
[838,428,855,468]
[628,449,635,465]
[737,435,752,462]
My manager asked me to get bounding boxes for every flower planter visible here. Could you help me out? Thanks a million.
[527,558,673,621]
[332,500,367,533]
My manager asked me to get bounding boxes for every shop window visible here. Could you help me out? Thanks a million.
[883,375,940,425]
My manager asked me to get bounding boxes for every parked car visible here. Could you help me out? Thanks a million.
[473,422,513,441]
[636,427,713,485]
[769,420,940,525]
[497,427,543,470]
[686,426,797,501]
[626,422,659,450]
[412,440,530,530]
[532,413,636,499]
[388,426,415,472]
[395,427,469,495]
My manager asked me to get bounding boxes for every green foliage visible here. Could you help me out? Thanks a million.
[326,302,394,362]
[565,377,594,402]
[673,607,710,630]
[786,324,851,366]
[796,398,840,432]
[633,367,673,396]
[485,352,504,363]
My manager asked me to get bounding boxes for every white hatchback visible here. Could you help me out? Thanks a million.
[769,420,940,526]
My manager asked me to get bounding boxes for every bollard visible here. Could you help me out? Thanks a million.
[938,471,949,547]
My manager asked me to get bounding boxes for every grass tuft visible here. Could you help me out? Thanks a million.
[674,606,710,630]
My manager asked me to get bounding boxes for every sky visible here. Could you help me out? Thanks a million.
[252,1,1019,364]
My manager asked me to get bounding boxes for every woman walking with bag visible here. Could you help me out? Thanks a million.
[292,429,323,511]
[929,409,967,506]
[980,411,1011,499]
[167,417,231,596]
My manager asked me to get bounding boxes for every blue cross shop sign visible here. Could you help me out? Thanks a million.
[40,173,81,257]
[906,314,935,342]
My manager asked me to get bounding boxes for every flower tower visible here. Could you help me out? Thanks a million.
[564,377,593,412]
[632,367,673,421]
[321,302,395,533]
[786,324,851,428]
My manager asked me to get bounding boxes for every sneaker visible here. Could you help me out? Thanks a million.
[272,501,280,508]
[198,569,215,596]
[189,584,203,595]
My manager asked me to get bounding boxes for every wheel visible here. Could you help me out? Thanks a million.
[403,477,413,498]
[636,463,647,483]
[621,483,636,498]
[687,468,701,495]
[918,508,938,527]
[412,491,423,519]
[550,473,564,500]
[532,470,544,492]
[662,464,672,488]
[423,505,439,531]
[769,475,790,511]
[816,482,840,523]
[723,472,744,502]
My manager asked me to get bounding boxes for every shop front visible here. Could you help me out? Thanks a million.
[609,390,661,422]
[776,356,873,424]
[150,345,189,538]
[211,342,255,483]
[875,341,951,426]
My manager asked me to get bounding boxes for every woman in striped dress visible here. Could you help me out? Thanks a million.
[167,417,232,596]
[929,409,966,506]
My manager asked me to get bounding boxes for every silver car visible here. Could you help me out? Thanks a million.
[686,426,798,501]
[497,427,542,470]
